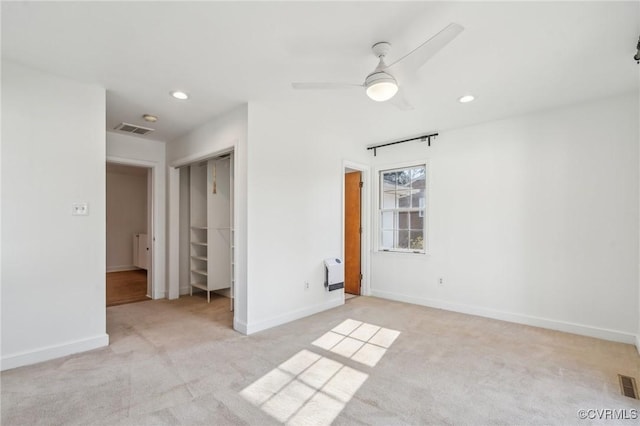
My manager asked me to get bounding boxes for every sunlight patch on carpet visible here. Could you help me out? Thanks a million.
[312,319,401,367]
[240,349,367,425]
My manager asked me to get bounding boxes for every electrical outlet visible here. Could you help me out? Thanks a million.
[305,281,310,290]
[438,277,444,285]
[72,202,89,216]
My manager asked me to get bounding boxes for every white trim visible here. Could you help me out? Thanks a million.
[343,160,371,296]
[371,289,637,345]
[106,156,163,299]
[168,166,181,299]
[636,335,640,355]
[1,334,109,371]
[243,298,343,335]
[234,318,248,335]
[106,265,139,273]
[169,145,236,168]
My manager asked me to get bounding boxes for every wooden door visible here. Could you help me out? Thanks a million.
[345,171,362,295]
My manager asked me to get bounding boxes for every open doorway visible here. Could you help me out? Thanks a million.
[106,162,152,306]
[178,151,235,311]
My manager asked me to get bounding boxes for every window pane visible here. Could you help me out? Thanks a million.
[397,230,409,249]
[381,231,394,249]
[382,171,398,189]
[411,191,425,208]
[411,167,426,208]
[381,211,394,229]
[397,190,411,208]
[410,167,425,183]
[409,212,423,229]
[398,212,410,229]
[382,191,396,209]
[396,170,411,188]
[409,231,424,250]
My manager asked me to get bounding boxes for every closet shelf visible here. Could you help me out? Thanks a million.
[190,282,209,291]
[191,226,208,230]
[191,255,207,261]
[192,269,208,276]
[191,242,208,246]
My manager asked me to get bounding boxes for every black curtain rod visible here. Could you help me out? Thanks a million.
[367,132,439,156]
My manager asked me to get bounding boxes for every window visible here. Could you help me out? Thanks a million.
[379,164,426,253]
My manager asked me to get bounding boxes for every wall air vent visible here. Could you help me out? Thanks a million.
[619,374,639,399]
[114,122,154,136]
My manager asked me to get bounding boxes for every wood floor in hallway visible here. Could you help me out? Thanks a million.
[106,269,148,307]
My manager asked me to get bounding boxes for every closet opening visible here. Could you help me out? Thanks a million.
[179,151,235,312]
[106,162,152,307]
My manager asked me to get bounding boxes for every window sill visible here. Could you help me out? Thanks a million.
[376,250,428,256]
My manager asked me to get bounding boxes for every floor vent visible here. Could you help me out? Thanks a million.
[618,374,639,399]
[114,122,154,136]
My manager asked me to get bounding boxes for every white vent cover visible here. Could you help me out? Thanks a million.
[114,122,154,135]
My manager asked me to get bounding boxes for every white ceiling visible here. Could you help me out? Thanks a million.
[2,1,639,142]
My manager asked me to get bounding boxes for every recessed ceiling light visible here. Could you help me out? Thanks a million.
[458,95,475,103]
[170,91,189,100]
[142,114,158,123]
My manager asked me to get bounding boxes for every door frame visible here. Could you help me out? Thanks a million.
[168,145,240,325]
[342,160,371,296]
[106,156,158,299]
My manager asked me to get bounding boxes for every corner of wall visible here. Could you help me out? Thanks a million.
[244,298,343,335]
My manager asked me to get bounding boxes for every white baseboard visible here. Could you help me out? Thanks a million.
[106,265,138,273]
[636,335,640,356]
[1,333,109,371]
[179,285,190,296]
[370,289,636,345]
[234,318,248,335]
[243,297,344,335]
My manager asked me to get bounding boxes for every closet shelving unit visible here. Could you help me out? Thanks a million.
[189,157,233,305]
[190,225,209,298]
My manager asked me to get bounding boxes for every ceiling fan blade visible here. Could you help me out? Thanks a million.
[386,23,464,74]
[389,89,414,111]
[292,82,363,90]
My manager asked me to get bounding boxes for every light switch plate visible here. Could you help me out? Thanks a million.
[72,202,89,216]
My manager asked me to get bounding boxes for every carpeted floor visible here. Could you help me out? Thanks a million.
[106,270,149,307]
[1,295,639,425]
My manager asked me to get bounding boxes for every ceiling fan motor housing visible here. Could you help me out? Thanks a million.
[365,71,396,87]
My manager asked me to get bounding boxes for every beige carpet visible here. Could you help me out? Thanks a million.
[2,294,639,425]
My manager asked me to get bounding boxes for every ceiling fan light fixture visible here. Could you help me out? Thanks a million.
[365,71,398,102]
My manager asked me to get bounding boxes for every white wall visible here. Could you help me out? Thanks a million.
[368,93,639,344]
[167,105,248,329]
[106,170,147,271]
[245,101,373,333]
[244,93,638,344]
[1,62,108,370]
[106,131,166,299]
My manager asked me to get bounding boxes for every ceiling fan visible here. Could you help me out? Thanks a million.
[292,23,464,109]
